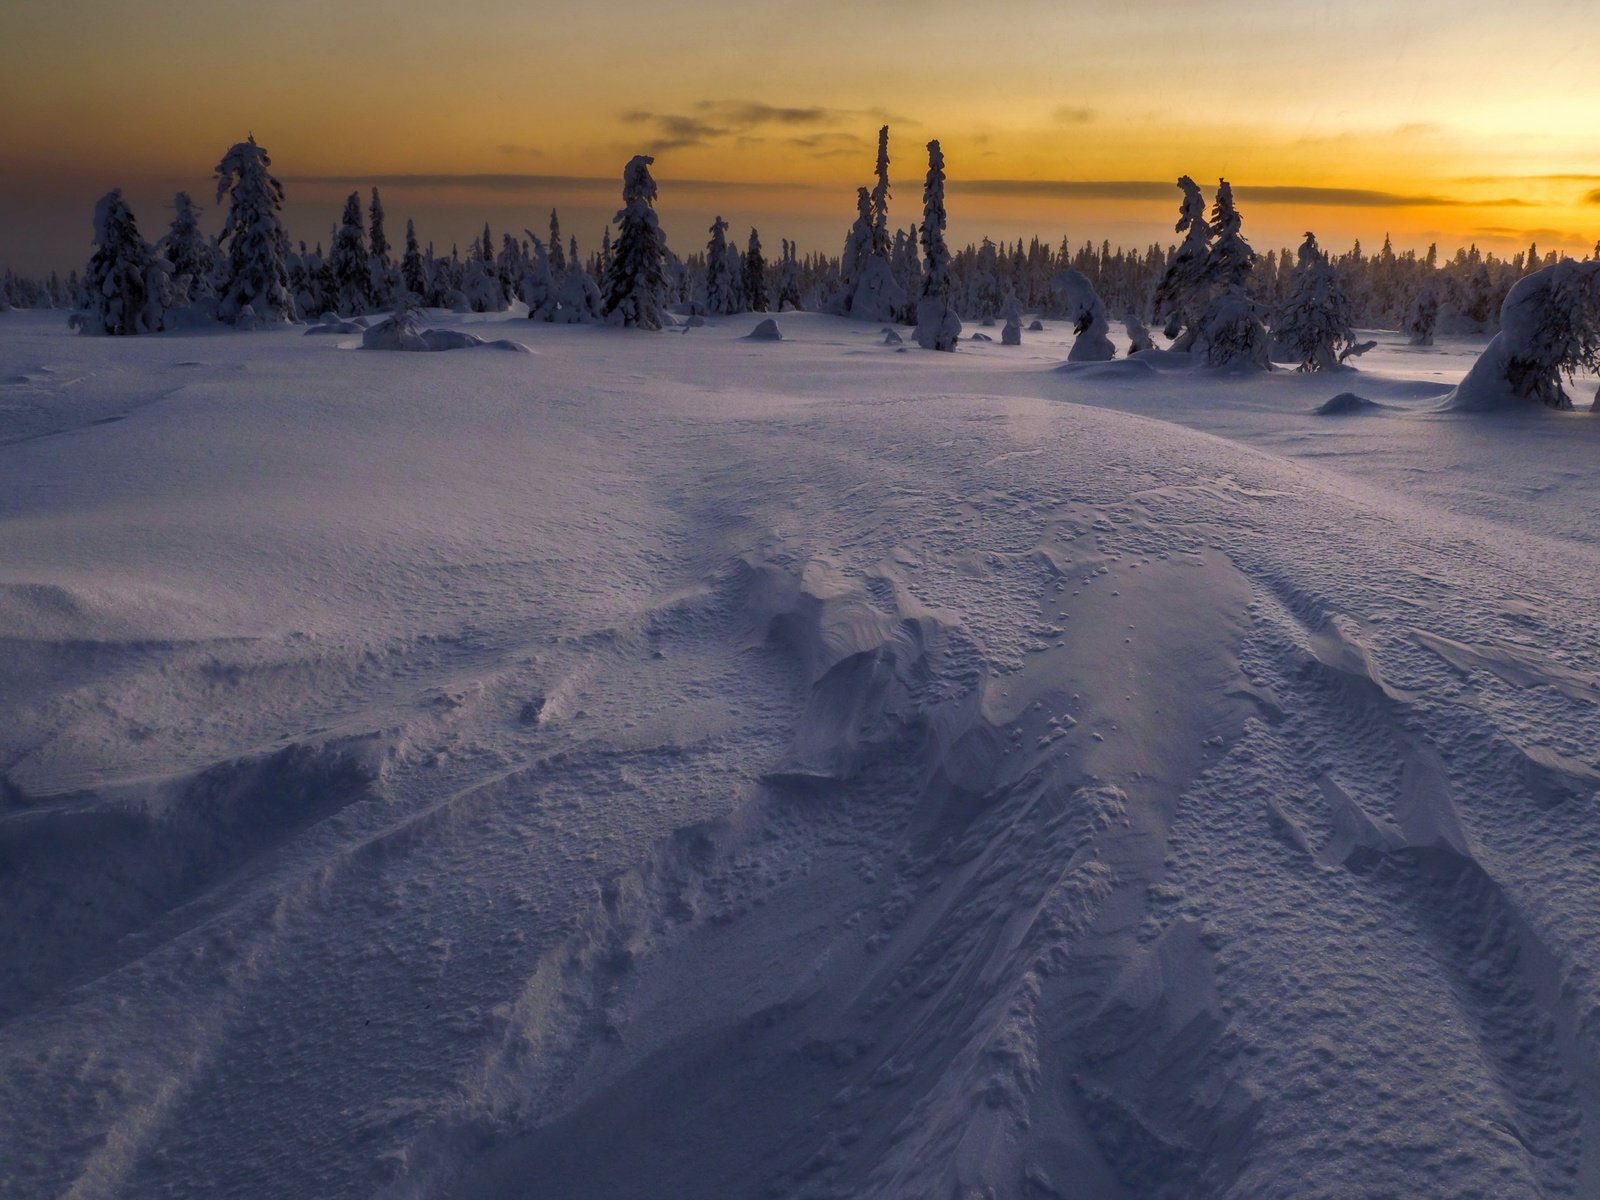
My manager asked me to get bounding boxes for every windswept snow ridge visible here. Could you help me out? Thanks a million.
[3,311,1600,1199]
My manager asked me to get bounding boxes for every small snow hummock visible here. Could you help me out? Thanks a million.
[744,318,782,341]
[360,310,530,353]
[1313,392,1386,416]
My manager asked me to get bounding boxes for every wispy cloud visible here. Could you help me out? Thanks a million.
[284,172,829,194]
[615,100,908,158]
[949,179,1533,208]
[1052,106,1097,124]
[495,143,543,158]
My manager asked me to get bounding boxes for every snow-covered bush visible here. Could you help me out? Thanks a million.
[1002,294,1022,346]
[520,236,560,321]
[1451,260,1600,410]
[1123,311,1154,354]
[914,140,961,351]
[1271,232,1356,371]
[1406,287,1439,346]
[72,190,171,336]
[1053,269,1114,361]
[603,155,670,330]
[1198,286,1272,369]
[213,135,297,324]
[556,268,604,324]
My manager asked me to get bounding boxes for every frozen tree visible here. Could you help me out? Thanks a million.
[829,187,876,316]
[368,188,395,306]
[556,263,604,323]
[1151,175,1211,347]
[400,219,426,304]
[329,192,371,315]
[1123,310,1154,354]
[774,240,803,311]
[548,210,567,275]
[914,140,961,351]
[520,233,560,321]
[1053,268,1115,361]
[703,216,741,314]
[1001,293,1023,345]
[603,154,670,330]
[1195,180,1269,368]
[158,191,215,306]
[72,189,171,335]
[744,227,769,313]
[1271,232,1356,371]
[870,125,892,258]
[213,134,296,323]
[459,256,504,312]
[1452,260,1600,409]
[1406,286,1439,346]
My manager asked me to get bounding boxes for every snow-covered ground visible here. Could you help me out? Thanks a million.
[4,308,1600,1199]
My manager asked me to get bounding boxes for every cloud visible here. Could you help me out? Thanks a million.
[283,172,828,195]
[1052,106,1097,124]
[614,100,910,157]
[949,179,1533,208]
[495,143,543,158]
[1581,189,1600,205]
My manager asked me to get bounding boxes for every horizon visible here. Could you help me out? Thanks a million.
[4,0,1599,275]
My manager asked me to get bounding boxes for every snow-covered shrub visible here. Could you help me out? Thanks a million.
[520,236,560,321]
[1198,285,1272,369]
[1123,311,1154,354]
[556,269,604,324]
[213,135,297,324]
[1271,232,1356,371]
[1451,260,1600,410]
[72,190,171,336]
[603,155,670,330]
[914,140,961,351]
[1002,294,1022,346]
[1406,287,1439,346]
[1053,269,1114,361]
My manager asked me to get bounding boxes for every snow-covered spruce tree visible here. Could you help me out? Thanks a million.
[72,189,171,335]
[1053,268,1115,361]
[703,216,741,314]
[835,129,906,324]
[744,227,769,313]
[914,140,961,351]
[329,192,371,315]
[1451,259,1600,410]
[400,219,426,304]
[213,134,296,323]
[1271,231,1355,371]
[158,191,216,306]
[1123,310,1154,354]
[548,210,566,275]
[870,125,892,259]
[1150,175,1211,348]
[829,187,877,316]
[775,239,803,311]
[368,187,394,307]
[1002,293,1023,345]
[1406,286,1439,346]
[520,233,560,321]
[603,154,670,330]
[1195,179,1269,369]
[556,259,604,323]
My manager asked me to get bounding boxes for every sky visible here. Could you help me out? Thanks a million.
[3,0,1600,276]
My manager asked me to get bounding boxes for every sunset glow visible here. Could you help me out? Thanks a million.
[4,0,1600,272]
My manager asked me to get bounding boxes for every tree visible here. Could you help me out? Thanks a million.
[1271,232,1356,371]
[603,154,670,330]
[1151,175,1211,347]
[400,219,426,304]
[1053,268,1114,361]
[368,187,394,306]
[914,140,961,351]
[1195,179,1269,369]
[869,124,892,259]
[213,134,296,323]
[1452,260,1600,409]
[73,189,170,335]
[329,192,371,315]
[703,216,741,314]
[521,234,560,321]
[1405,286,1439,346]
[548,210,567,275]
[158,192,215,306]
[744,227,769,313]
[774,239,803,312]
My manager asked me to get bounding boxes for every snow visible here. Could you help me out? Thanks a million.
[5,308,1600,1198]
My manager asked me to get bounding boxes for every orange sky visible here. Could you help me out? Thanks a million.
[4,0,1599,274]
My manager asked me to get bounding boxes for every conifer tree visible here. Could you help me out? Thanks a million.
[401,218,426,303]
[914,140,961,350]
[549,210,566,275]
[368,187,394,306]
[744,227,768,313]
[329,192,371,315]
[213,134,296,323]
[775,239,803,312]
[1271,231,1356,371]
[158,191,215,305]
[870,125,892,258]
[73,189,171,335]
[603,154,669,329]
[1151,175,1211,347]
[704,216,741,314]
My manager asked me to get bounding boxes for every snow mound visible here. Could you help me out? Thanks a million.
[1314,392,1388,416]
[361,312,531,353]
[883,329,903,345]
[743,318,782,342]
[304,320,363,336]
[1028,319,1045,332]
[970,332,993,343]
[1058,357,1158,379]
